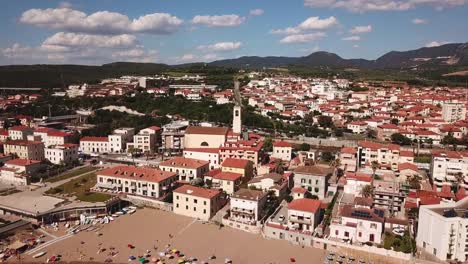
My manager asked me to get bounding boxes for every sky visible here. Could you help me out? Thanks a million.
[0,0,467,65]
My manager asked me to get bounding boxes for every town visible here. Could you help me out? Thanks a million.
[0,71,466,264]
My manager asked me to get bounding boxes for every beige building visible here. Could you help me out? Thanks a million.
[184,126,228,148]
[293,166,332,200]
[0,159,42,186]
[287,198,322,232]
[221,158,254,180]
[159,157,210,182]
[173,185,223,221]
[126,126,159,154]
[3,140,45,161]
[230,189,268,224]
[79,136,109,154]
[96,166,177,199]
[204,169,243,194]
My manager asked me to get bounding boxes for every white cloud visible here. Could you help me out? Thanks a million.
[349,25,372,34]
[2,32,157,64]
[280,32,326,44]
[192,15,245,27]
[272,16,338,34]
[425,41,452,47]
[412,18,428,24]
[304,0,468,12]
[58,1,73,8]
[177,54,198,63]
[43,32,138,48]
[353,44,360,48]
[249,9,264,16]
[202,53,223,61]
[342,36,361,41]
[20,7,183,35]
[197,42,242,52]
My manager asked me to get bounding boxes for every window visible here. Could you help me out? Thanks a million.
[201,142,209,147]
[194,199,198,204]
[204,201,207,205]
[194,207,197,211]
[335,230,339,236]
[203,209,206,214]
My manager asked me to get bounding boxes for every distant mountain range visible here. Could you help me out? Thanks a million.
[207,43,468,69]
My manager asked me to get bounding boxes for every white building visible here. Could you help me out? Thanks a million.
[109,128,135,153]
[127,126,160,154]
[417,198,468,262]
[96,166,177,199]
[8,126,33,140]
[442,102,466,123]
[347,121,368,134]
[343,172,372,195]
[45,144,79,165]
[330,205,385,244]
[287,198,322,233]
[272,141,293,161]
[431,150,468,190]
[0,159,42,186]
[173,185,223,221]
[79,137,109,154]
[230,188,268,224]
[293,166,332,200]
[183,148,220,170]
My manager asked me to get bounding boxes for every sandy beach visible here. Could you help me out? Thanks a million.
[19,208,326,264]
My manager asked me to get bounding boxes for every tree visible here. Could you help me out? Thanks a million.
[371,161,379,182]
[263,137,273,152]
[442,133,459,151]
[321,151,334,162]
[303,112,314,125]
[366,128,377,139]
[407,174,422,190]
[455,172,465,190]
[318,115,333,128]
[298,143,311,151]
[391,133,412,146]
[361,185,374,198]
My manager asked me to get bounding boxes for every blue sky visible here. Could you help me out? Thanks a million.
[1,0,467,65]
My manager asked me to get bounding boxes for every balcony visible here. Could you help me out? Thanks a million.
[289,216,312,225]
[231,207,254,215]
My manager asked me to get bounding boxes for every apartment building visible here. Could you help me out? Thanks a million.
[287,198,322,233]
[204,169,242,195]
[8,126,33,140]
[373,178,406,216]
[219,140,263,167]
[159,157,210,182]
[229,188,268,224]
[330,205,385,244]
[431,150,468,191]
[126,126,159,154]
[3,140,45,161]
[45,144,79,165]
[79,136,109,154]
[221,158,254,180]
[343,172,372,195]
[347,121,368,134]
[442,102,466,123]
[96,166,177,199]
[340,147,358,172]
[160,121,188,154]
[183,148,220,170]
[376,123,399,141]
[272,141,293,161]
[417,198,468,262]
[293,166,332,200]
[109,127,135,153]
[173,185,223,221]
[0,159,42,186]
[357,141,401,171]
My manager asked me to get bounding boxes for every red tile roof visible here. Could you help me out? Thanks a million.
[80,136,108,142]
[184,148,219,154]
[341,147,356,155]
[5,159,41,166]
[222,158,251,169]
[398,162,418,172]
[288,198,321,214]
[98,165,176,183]
[212,171,242,181]
[173,185,221,199]
[291,187,308,194]
[345,172,372,182]
[273,141,292,148]
[159,157,209,169]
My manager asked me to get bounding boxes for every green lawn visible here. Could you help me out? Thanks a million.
[46,166,96,183]
[46,172,113,203]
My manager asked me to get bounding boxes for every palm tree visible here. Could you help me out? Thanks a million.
[361,185,374,198]
[329,158,341,177]
[371,161,379,176]
[455,172,465,191]
[407,174,422,190]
